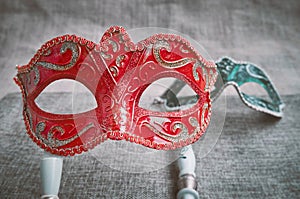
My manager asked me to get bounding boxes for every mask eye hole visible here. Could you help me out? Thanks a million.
[239,82,271,101]
[138,77,198,112]
[35,79,97,114]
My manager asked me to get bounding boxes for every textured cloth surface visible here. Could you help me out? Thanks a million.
[0,93,299,198]
[1,0,300,198]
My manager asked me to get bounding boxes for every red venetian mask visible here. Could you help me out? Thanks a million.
[14,26,217,156]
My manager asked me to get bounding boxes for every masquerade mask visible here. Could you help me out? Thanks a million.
[14,26,217,156]
[157,57,284,117]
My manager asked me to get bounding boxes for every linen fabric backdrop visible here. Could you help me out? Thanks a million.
[0,0,299,198]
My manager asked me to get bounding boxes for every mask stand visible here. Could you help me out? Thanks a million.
[39,147,200,199]
[40,152,63,199]
[39,147,200,198]
[177,145,199,199]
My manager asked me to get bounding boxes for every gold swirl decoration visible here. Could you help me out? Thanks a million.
[34,42,79,71]
[35,122,94,148]
[153,40,194,69]
[109,54,125,77]
[142,117,200,143]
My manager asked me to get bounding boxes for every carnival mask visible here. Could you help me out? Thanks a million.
[15,26,217,156]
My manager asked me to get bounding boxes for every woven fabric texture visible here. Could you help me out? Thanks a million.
[0,93,299,198]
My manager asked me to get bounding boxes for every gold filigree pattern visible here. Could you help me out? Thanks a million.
[100,52,113,60]
[143,122,188,143]
[35,121,46,143]
[153,40,194,69]
[142,117,200,143]
[201,102,208,125]
[116,54,125,67]
[25,108,33,130]
[109,54,126,77]
[192,61,203,81]
[33,66,40,85]
[35,122,95,148]
[109,66,119,77]
[101,39,120,60]
[189,117,200,135]
[35,42,79,71]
